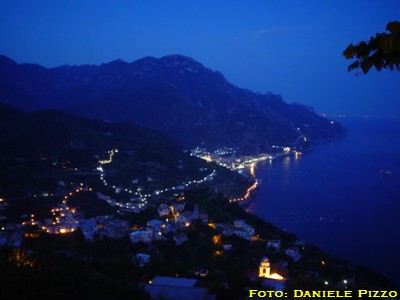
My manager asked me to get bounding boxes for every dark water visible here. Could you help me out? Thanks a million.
[246,118,400,286]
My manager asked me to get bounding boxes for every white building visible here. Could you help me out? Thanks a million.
[158,204,170,217]
[234,219,245,228]
[129,230,152,243]
[267,240,281,251]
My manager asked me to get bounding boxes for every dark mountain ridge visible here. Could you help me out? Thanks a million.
[0,55,345,153]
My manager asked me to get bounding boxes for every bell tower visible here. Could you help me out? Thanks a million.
[259,257,271,278]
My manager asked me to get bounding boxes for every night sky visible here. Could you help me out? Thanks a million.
[1,0,399,115]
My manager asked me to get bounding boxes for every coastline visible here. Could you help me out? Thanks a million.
[244,119,400,287]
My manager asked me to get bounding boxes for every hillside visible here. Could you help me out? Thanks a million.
[0,104,250,201]
[0,55,345,154]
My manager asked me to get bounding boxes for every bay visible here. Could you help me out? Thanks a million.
[246,118,400,286]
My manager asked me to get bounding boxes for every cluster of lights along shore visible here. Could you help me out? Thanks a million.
[190,146,302,202]
[190,146,273,170]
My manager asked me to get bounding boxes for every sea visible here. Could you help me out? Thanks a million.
[246,117,400,287]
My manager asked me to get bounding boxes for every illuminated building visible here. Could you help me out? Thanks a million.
[259,257,287,281]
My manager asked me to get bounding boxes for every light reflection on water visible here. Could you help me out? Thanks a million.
[246,118,400,286]
[281,156,291,171]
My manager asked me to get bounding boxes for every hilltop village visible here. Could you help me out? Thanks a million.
[0,144,395,300]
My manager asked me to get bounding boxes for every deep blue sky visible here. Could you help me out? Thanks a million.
[1,0,399,115]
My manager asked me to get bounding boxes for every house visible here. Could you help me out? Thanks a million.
[98,217,129,239]
[222,244,232,251]
[158,204,170,217]
[165,219,182,233]
[175,206,197,224]
[175,213,188,224]
[175,205,208,225]
[145,276,210,300]
[134,253,151,267]
[234,219,245,228]
[78,216,132,241]
[259,257,287,281]
[267,240,281,251]
[233,229,250,240]
[170,202,185,214]
[45,224,77,235]
[129,230,152,243]
[242,223,255,235]
[173,232,188,246]
[146,226,163,240]
[232,219,254,241]
[214,219,255,241]
[160,222,172,234]
[285,247,301,262]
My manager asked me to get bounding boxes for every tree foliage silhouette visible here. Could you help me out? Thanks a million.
[343,21,400,74]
